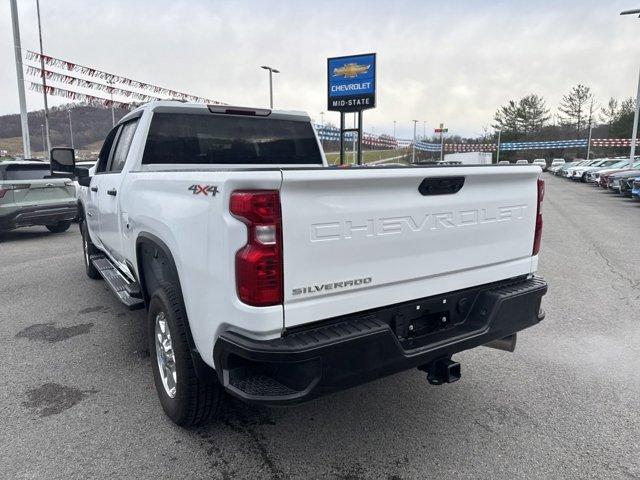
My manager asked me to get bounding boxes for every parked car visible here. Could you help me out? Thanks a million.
[620,176,638,197]
[581,159,626,183]
[563,160,598,179]
[532,159,547,170]
[0,160,77,233]
[548,159,565,172]
[554,161,584,177]
[595,161,640,187]
[631,177,640,199]
[497,160,510,165]
[515,159,529,165]
[566,159,619,181]
[607,169,640,193]
[72,101,548,427]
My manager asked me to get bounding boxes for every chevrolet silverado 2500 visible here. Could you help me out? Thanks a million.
[71,101,547,427]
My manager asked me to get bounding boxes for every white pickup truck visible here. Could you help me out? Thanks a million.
[64,101,547,427]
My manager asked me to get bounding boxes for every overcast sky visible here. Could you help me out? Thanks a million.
[2,0,640,138]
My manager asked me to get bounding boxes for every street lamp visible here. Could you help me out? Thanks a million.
[412,120,418,163]
[495,129,502,164]
[620,9,640,168]
[393,120,396,139]
[68,109,74,149]
[107,79,115,126]
[260,65,280,109]
[40,124,45,157]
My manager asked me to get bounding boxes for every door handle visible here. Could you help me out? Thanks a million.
[90,186,98,192]
[106,188,117,196]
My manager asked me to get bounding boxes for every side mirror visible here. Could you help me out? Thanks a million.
[75,166,92,187]
[50,147,76,177]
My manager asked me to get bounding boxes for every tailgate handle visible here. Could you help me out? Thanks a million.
[419,177,465,195]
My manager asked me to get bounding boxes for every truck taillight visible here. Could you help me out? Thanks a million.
[533,178,544,255]
[230,190,283,307]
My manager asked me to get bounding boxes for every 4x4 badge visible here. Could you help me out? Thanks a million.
[188,185,219,196]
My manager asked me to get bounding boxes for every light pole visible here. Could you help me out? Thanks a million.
[10,0,31,159]
[36,0,51,159]
[423,121,426,139]
[108,79,115,126]
[393,120,396,139]
[40,124,45,157]
[495,129,502,164]
[260,65,280,109]
[620,9,640,168]
[319,111,325,150]
[412,120,418,163]
[586,122,593,160]
[68,110,74,149]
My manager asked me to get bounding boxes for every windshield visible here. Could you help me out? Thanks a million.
[142,113,323,165]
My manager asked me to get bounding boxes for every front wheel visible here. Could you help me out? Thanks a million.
[148,283,223,427]
[46,220,71,233]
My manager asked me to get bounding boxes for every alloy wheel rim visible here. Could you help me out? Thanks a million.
[155,311,177,398]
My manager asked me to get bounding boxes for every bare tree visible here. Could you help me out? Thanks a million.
[558,84,594,135]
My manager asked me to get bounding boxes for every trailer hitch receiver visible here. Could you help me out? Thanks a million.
[420,358,461,385]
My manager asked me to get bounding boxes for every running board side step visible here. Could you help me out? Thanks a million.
[90,254,144,310]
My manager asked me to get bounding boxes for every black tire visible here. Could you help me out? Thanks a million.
[80,220,101,279]
[148,282,222,427]
[46,220,72,233]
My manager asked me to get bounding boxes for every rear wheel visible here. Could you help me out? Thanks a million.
[46,221,71,233]
[148,282,222,427]
[81,220,101,279]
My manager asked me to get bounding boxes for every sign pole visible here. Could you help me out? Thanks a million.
[357,111,363,165]
[339,112,345,165]
[440,131,444,162]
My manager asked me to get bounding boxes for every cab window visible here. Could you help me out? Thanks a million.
[108,120,139,173]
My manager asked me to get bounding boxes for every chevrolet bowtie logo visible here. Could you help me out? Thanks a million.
[332,63,371,79]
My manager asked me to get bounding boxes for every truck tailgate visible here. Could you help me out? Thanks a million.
[280,166,540,328]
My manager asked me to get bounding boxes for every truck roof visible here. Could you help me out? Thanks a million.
[120,100,311,125]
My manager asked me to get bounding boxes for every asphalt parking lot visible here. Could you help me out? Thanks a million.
[1,174,639,480]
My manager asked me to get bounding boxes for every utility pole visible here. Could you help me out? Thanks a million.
[68,110,74,149]
[496,129,502,164]
[319,111,325,150]
[10,0,31,159]
[40,124,45,157]
[108,79,115,126]
[621,9,640,168]
[36,0,51,159]
[260,65,280,109]
[586,122,593,160]
[412,120,418,163]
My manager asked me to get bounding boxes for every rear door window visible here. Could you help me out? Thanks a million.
[5,165,51,181]
[142,113,323,165]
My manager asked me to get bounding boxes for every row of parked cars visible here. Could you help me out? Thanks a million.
[549,157,640,198]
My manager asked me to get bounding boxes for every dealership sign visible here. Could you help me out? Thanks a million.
[327,53,376,112]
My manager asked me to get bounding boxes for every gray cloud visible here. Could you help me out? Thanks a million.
[1,0,639,139]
